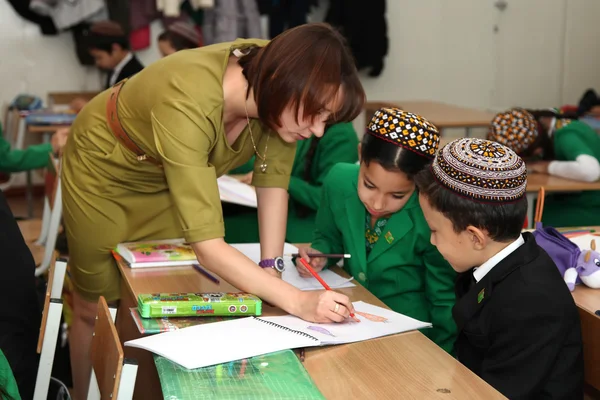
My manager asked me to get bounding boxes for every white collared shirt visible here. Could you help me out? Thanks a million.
[473,234,525,282]
[109,52,133,87]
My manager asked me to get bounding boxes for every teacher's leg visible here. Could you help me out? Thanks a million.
[64,186,179,400]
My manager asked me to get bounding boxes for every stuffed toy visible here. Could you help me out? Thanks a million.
[531,187,600,291]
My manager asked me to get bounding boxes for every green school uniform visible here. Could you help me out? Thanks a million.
[0,123,52,173]
[542,120,600,227]
[224,123,359,243]
[0,350,20,400]
[310,163,457,354]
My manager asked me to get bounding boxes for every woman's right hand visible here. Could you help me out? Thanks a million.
[296,290,355,323]
[296,247,326,277]
[51,128,70,155]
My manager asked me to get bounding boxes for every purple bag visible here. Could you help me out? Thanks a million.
[532,221,581,281]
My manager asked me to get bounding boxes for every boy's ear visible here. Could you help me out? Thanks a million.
[465,225,487,250]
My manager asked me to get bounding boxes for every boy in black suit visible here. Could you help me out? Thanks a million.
[0,188,42,399]
[415,138,584,399]
[86,21,144,90]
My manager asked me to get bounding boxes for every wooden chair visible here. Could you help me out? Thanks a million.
[33,257,67,400]
[87,297,138,400]
[534,187,546,225]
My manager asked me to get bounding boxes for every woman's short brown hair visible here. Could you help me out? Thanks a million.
[240,23,365,130]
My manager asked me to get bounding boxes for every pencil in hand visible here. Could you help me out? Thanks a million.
[286,253,351,259]
[298,258,360,322]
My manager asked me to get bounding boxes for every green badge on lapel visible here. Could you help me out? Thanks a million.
[477,288,485,304]
[384,231,394,244]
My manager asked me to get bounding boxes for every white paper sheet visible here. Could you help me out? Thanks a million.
[569,234,599,250]
[217,175,257,208]
[260,301,432,345]
[230,243,356,291]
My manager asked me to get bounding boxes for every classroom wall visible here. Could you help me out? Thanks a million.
[2,0,600,186]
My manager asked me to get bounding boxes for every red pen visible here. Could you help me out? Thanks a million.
[298,258,359,322]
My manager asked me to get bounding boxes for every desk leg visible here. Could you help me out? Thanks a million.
[526,192,535,228]
[116,281,162,400]
[26,171,33,218]
[465,127,472,137]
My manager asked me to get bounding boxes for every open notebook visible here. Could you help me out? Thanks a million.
[569,234,599,250]
[125,301,431,370]
[231,243,355,291]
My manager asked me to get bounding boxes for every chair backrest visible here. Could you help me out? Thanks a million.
[48,91,98,107]
[534,187,546,223]
[33,258,67,400]
[88,297,137,400]
[35,156,63,277]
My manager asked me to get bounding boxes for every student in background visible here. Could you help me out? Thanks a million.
[0,123,68,172]
[488,108,600,227]
[70,20,144,113]
[415,138,583,399]
[0,188,43,400]
[224,122,359,244]
[88,21,144,90]
[158,22,201,57]
[297,108,457,354]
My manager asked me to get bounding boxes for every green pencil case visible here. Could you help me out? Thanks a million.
[137,292,262,318]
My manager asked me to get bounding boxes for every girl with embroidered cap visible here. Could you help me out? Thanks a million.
[488,108,600,226]
[414,137,583,399]
[296,107,457,354]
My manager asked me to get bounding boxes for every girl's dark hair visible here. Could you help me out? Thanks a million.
[158,31,198,51]
[522,109,579,160]
[238,23,365,131]
[360,133,431,179]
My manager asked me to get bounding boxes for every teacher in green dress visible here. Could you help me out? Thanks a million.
[62,23,364,398]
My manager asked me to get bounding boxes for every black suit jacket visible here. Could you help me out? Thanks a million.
[454,233,584,400]
[0,190,42,400]
[105,55,145,89]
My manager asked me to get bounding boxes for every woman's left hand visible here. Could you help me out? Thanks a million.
[527,161,550,174]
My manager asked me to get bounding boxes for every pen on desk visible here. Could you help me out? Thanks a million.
[286,253,351,259]
[192,264,220,284]
[298,258,360,322]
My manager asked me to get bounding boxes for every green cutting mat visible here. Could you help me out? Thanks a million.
[155,350,325,400]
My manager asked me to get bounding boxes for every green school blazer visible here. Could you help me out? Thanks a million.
[311,163,457,354]
[224,123,359,243]
[0,123,52,173]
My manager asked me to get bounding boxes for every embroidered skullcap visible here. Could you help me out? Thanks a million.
[488,108,538,155]
[432,138,527,203]
[367,107,440,158]
[167,22,201,46]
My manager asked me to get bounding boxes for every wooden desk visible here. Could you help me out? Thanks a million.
[365,100,495,137]
[27,124,70,134]
[572,286,600,392]
[115,260,504,399]
[524,175,600,228]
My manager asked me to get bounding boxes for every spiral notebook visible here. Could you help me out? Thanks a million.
[125,301,431,370]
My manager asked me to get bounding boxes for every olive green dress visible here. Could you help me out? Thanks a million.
[62,39,296,302]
